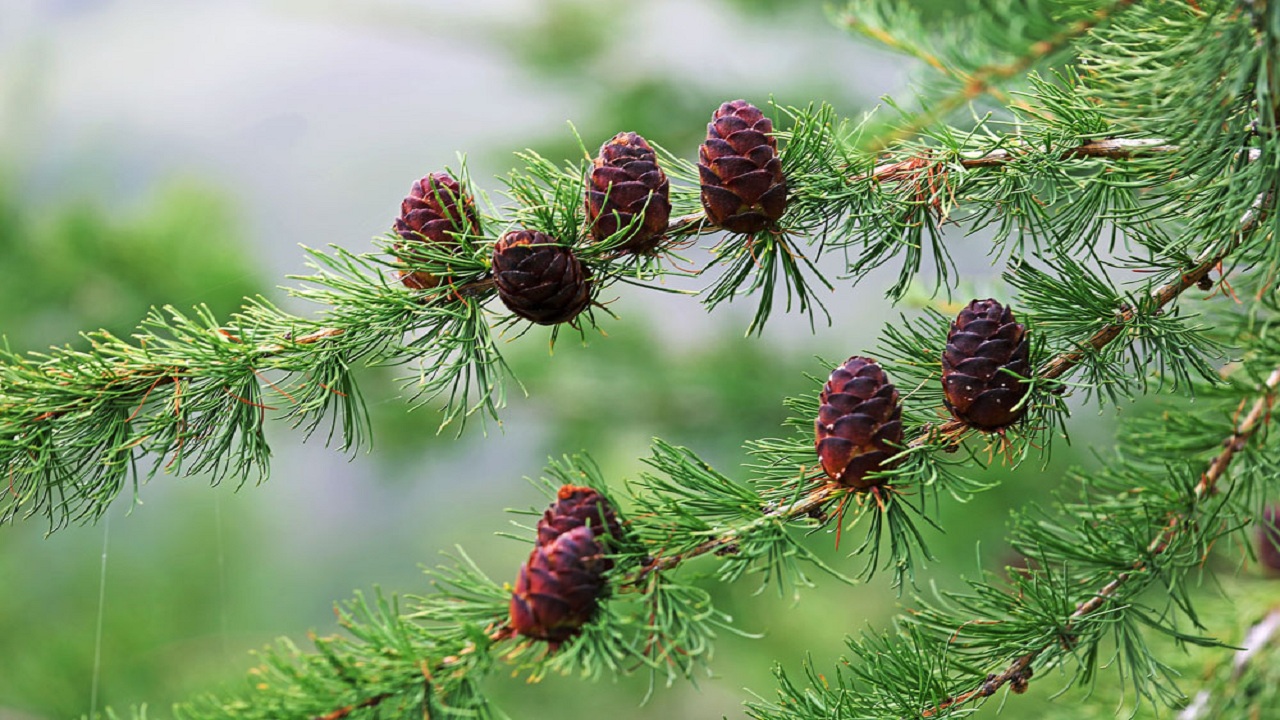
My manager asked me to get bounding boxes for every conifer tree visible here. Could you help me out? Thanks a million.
[2,0,1279,718]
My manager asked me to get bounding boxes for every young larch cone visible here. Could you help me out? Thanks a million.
[509,525,610,644]
[815,356,903,490]
[585,132,671,253]
[393,172,480,289]
[941,299,1032,431]
[697,100,788,234]
[491,230,593,325]
[537,485,623,551]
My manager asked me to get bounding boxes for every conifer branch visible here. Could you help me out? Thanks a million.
[627,184,1272,582]
[893,189,1268,443]
[13,5,1280,717]
[841,0,1140,152]
[916,363,1280,718]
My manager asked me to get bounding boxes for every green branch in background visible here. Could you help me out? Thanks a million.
[1178,606,1280,719]
[917,365,1280,717]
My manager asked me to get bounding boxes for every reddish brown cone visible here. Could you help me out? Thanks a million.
[698,100,788,234]
[509,525,609,644]
[585,132,671,253]
[491,230,593,325]
[393,172,480,289]
[537,485,622,550]
[815,356,903,490]
[941,299,1031,431]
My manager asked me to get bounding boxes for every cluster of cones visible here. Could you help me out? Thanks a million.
[507,485,622,647]
[815,299,1033,490]
[390,100,788,326]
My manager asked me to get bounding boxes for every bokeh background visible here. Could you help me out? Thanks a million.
[1,1,1230,718]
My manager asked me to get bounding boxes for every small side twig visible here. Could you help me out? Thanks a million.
[313,692,391,720]
[629,483,841,585]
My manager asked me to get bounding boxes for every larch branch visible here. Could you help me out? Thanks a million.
[286,164,1271,720]
[916,363,1280,718]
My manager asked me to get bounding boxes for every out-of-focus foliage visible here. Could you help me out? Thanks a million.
[0,177,268,715]
[1031,579,1280,720]
[0,179,260,350]
[475,0,873,166]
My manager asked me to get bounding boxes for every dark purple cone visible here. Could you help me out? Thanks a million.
[393,172,480,289]
[491,230,593,325]
[509,525,610,644]
[815,356,903,490]
[941,299,1032,431]
[537,485,623,551]
[585,132,671,254]
[1259,505,1280,573]
[697,100,788,234]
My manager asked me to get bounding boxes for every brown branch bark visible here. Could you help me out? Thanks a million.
[313,692,391,720]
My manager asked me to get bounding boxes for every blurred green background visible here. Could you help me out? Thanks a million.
[1,2,1264,719]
